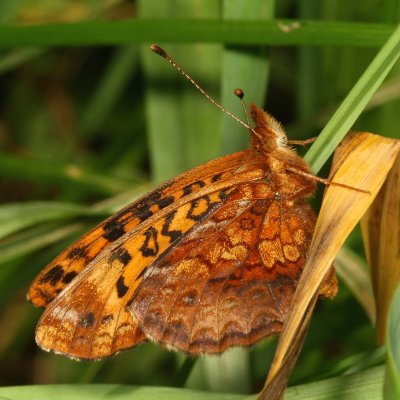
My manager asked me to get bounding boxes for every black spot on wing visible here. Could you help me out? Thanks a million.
[99,187,174,242]
[116,276,129,298]
[211,172,224,182]
[161,211,182,242]
[119,188,162,222]
[187,196,211,221]
[103,220,125,242]
[39,265,64,285]
[62,271,78,284]
[132,189,164,221]
[80,312,95,328]
[134,204,154,222]
[183,180,206,196]
[156,195,175,209]
[68,246,88,259]
[108,247,132,266]
[139,227,159,257]
[219,187,235,201]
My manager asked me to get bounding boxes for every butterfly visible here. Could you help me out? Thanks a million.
[27,45,340,360]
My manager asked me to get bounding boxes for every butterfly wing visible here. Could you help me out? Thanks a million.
[129,189,319,354]
[33,153,268,359]
[28,150,259,308]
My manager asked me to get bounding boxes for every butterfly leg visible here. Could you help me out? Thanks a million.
[286,138,316,147]
[286,166,370,194]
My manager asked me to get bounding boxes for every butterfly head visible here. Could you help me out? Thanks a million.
[249,103,288,155]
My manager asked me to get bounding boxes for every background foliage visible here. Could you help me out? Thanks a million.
[0,0,399,398]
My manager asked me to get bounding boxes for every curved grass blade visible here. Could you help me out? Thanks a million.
[79,46,139,138]
[139,1,221,182]
[0,201,105,240]
[0,365,385,399]
[361,153,400,344]
[305,23,400,173]
[220,0,273,154]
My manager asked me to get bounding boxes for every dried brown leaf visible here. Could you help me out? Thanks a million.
[361,152,400,344]
[258,132,400,400]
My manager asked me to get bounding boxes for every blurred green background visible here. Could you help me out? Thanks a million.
[0,0,399,397]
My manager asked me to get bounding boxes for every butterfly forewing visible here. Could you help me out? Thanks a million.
[28,150,259,308]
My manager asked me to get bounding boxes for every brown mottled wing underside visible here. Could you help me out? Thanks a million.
[28,150,259,308]
[129,191,317,354]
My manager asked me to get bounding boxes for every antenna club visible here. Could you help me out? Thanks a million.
[150,44,168,58]
[234,88,244,99]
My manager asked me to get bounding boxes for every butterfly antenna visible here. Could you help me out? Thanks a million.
[151,44,252,132]
[234,88,251,126]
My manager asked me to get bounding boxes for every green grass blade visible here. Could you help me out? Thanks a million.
[79,46,139,138]
[297,1,319,120]
[0,48,44,75]
[382,0,400,23]
[0,20,395,48]
[220,0,274,154]
[305,23,400,172]
[0,222,85,265]
[0,366,385,399]
[285,366,384,400]
[0,384,245,400]
[0,152,133,195]
[0,184,150,264]
[138,1,221,182]
[385,285,400,399]
[0,201,105,239]
[0,0,24,22]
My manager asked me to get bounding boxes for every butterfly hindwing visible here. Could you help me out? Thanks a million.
[128,181,318,354]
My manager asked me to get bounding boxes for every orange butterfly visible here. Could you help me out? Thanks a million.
[28,45,342,360]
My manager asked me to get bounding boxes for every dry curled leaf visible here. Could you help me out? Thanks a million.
[361,152,400,344]
[259,132,400,400]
